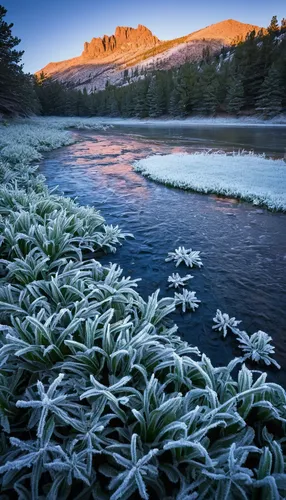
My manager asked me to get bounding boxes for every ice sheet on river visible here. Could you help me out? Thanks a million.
[134,152,286,211]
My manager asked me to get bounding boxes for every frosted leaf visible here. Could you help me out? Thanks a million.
[108,434,159,500]
[165,247,203,268]
[174,289,201,313]
[235,330,281,369]
[167,273,194,289]
[212,309,242,337]
[1,118,286,499]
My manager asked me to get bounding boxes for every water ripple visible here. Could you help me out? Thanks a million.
[40,126,286,386]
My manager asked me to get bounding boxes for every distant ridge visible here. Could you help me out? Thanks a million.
[37,19,262,91]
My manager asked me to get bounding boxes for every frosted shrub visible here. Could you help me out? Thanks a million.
[0,144,42,164]
[212,309,241,337]
[0,118,106,171]
[235,329,281,369]
[166,246,203,268]
[167,272,193,288]
[0,119,285,499]
[174,289,201,312]
[212,310,280,369]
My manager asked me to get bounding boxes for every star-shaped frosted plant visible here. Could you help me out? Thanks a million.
[212,309,241,337]
[235,329,281,369]
[165,247,203,268]
[167,272,194,289]
[174,289,201,313]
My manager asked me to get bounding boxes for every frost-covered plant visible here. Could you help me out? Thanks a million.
[0,119,286,499]
[212,309,242,337]
[167,272,194,289]
[0,144,42,164]
[235,329,281,369]
[101,434,159,500]
[174,289,201,312]
[166,247,203,268]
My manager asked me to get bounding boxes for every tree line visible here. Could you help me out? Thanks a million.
[1,5,286,119]
[0,5,39,116]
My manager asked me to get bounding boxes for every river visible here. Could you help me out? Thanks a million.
[40,124,286,386]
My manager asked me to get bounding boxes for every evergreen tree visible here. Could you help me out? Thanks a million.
[232,29,267,108]
[134,82,148,118]
[147,76,162,117]
[268,15,280,35]
[0,5,38,115]
[281,18,286,34]
[194,65,220,115]
[202,45,212,63]
[103,87,120,116]
[169,85,180,116]
[225,77,245,114]
[35,76,66,115]
[63,89,77,116]
[255,65,283,117]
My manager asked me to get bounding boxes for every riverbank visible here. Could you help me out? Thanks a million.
[0,118,286,499]
[16,115,286,129]
[71,114,286,128]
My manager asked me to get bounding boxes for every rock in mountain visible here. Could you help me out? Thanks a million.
[37,19,261,91]
[82,25,160,58]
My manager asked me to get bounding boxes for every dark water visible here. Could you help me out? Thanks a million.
[40,125,286,386]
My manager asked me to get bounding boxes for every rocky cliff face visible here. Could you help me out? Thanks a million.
[82,25,160,58]
[37,19,262,92]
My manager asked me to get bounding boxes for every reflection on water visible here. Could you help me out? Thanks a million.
[40,125,286,386]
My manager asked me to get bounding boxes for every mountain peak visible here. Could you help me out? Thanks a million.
[82,24,160,59]
[37,18,263,92]
[186,18,261,44]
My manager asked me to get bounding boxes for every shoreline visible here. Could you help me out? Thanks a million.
[30,115,286,128]
[87,115,286,128]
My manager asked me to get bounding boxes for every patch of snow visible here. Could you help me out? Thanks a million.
[134,152,286,211]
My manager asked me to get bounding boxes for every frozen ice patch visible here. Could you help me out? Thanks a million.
[134,151,286,211]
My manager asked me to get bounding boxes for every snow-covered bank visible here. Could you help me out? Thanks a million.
[29,116,111,130]
[0,118,108,165]
[89,115,286,127]
[134,152,286,211]
[7,115,285,129]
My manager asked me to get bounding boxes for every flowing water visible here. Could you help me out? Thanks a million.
[40,124,286,386]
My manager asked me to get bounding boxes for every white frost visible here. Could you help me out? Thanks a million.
[81,116,286,128]
[134,152,286,211]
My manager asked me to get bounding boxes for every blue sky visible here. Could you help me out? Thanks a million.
[4,0,286,73]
